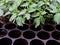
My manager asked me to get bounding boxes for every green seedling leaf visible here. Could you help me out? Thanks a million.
[21,2,29,7]
[34,16,45,28]
[57,0,60,3]
[16,17,24,26]
[34,17,40,28]
[29,3,37,8]
[9,7,13,11]
[46,7,57,13]
[28,8,36,13]
[32,12,40,17]
[4,11,11,16]
[41,11,47,15]
[0,9,4,16]
[18,9,26,15]
[38,1,44,7]
[54,13,60,24]
[6,0,12,3]
[49,4,56,10]
[14,0,22,6]
[25,13,30,20]
[0,5,6,9]
[0,2,4,6]
[40,16,45,24]
[9,13,17,21]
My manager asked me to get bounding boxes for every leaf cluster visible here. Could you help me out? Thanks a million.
[0,0,60,28]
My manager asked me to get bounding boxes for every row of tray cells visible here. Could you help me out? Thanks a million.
[0,37,60,45]
[0,28,60,40]
[0,22,60,31]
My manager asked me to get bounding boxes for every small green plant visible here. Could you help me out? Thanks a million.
[0,0,60,28]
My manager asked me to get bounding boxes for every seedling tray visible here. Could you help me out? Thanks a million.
[0,20,60,45]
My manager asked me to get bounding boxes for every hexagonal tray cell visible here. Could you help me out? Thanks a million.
[1,14,11,23]
[8,30,21,38]
[43,24,54,31]
[30,39,44,45]
[0,38,12,45]
[30,25,41,31]
[13,38,28,45]
[5,23,16,30]
[23,31,35,39]
[56,24,60,31]
[0,29,7,37]
[46,40,60,45]
[29,19,34,24]
[25,20,30,24]
[0,22,3,28]
[51,31,60,40]
[37,31,50,40]
[25,19,34,24]
[17,24,29,30]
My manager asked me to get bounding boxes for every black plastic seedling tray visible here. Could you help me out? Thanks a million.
[0,20,60,45]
